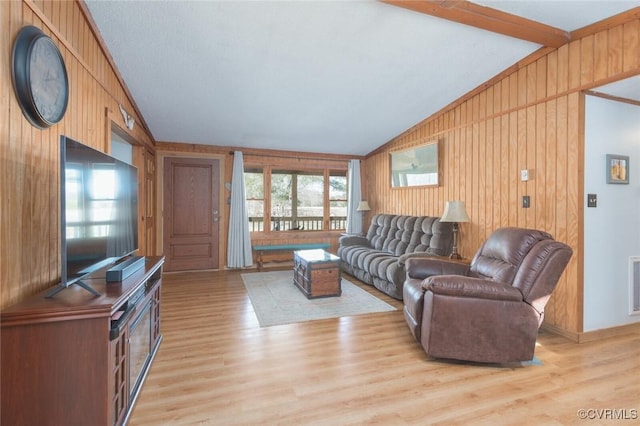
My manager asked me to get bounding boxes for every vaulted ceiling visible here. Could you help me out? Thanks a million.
[84,1,640,156]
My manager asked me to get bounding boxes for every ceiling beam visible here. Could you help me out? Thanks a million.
[381,0,571,48]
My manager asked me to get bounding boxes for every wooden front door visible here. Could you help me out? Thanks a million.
[163,157,221,271]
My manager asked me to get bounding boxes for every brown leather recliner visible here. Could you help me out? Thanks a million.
[403,227,573,363]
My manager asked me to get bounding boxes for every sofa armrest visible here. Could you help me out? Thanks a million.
[338,234,370,247]
[398,252,436,267]
[424,276,523,302]
[405,257,470,280]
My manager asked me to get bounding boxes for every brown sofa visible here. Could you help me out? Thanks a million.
[337,214,453,299]
[403,227,572,363]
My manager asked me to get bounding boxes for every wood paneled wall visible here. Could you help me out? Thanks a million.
[363,17,640,334]
[1,0,155,308]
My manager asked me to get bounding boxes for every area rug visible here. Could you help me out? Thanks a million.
[241,270,397,327]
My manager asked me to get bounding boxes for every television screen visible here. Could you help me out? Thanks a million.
[54,136,139,295]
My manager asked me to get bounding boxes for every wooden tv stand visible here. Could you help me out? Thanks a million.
[1,256,165,426]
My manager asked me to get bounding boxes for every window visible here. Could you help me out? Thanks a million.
[329,172,347,230]
[245,169,265,232]
[271,170,325,231]
[244,167,347,232]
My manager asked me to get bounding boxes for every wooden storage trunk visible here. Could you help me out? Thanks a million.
[293,249,341,299]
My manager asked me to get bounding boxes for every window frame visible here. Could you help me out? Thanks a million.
[243,165,348,233]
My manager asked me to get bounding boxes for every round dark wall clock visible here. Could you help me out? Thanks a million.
[12,25,69,129]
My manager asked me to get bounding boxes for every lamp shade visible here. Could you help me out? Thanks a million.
[357,201,371,211]
[440,201,470,223]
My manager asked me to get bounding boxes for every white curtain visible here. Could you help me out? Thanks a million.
[227,151,253,268]
[346,159,363,235]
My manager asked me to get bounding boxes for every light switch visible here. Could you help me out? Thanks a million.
[521,169,529,181]
[522,195,530,208]
[587,194,597,208]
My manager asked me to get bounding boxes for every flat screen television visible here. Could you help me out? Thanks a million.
[47,136,139,297]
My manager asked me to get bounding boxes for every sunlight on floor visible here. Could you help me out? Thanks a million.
[241,296,259,327]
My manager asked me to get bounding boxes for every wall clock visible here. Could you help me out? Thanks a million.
[12,25,69,129]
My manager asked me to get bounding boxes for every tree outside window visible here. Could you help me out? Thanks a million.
[271,170,324,231]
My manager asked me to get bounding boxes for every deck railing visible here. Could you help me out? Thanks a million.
[248,216,346,232]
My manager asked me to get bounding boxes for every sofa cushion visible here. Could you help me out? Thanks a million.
[415,216,455,257]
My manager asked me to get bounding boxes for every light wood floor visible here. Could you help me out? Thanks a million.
[129,268,640,425]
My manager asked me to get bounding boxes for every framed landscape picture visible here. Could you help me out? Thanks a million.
[390,140,439,188]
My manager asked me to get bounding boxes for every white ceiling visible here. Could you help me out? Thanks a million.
[85,1,639,156]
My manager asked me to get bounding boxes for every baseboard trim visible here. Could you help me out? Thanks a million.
[542,322,640,343]
[541,323,581,342]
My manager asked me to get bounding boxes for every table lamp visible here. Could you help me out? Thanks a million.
[357,201,371,212]
[440,200,470,259]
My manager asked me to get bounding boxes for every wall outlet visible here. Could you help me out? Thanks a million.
[522,195,530,208]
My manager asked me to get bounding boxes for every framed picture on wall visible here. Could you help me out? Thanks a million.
[606,154,629,184]
[390,140,439,188]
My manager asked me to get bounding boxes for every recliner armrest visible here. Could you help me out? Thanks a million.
[405,257,470,279]
[424,276,523,302]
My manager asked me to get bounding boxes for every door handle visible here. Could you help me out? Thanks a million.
[213,210,219,222]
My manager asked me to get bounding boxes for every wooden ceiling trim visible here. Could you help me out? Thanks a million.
[585,90,640,107]
[381,0,571,48]
[570,6,640,41]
